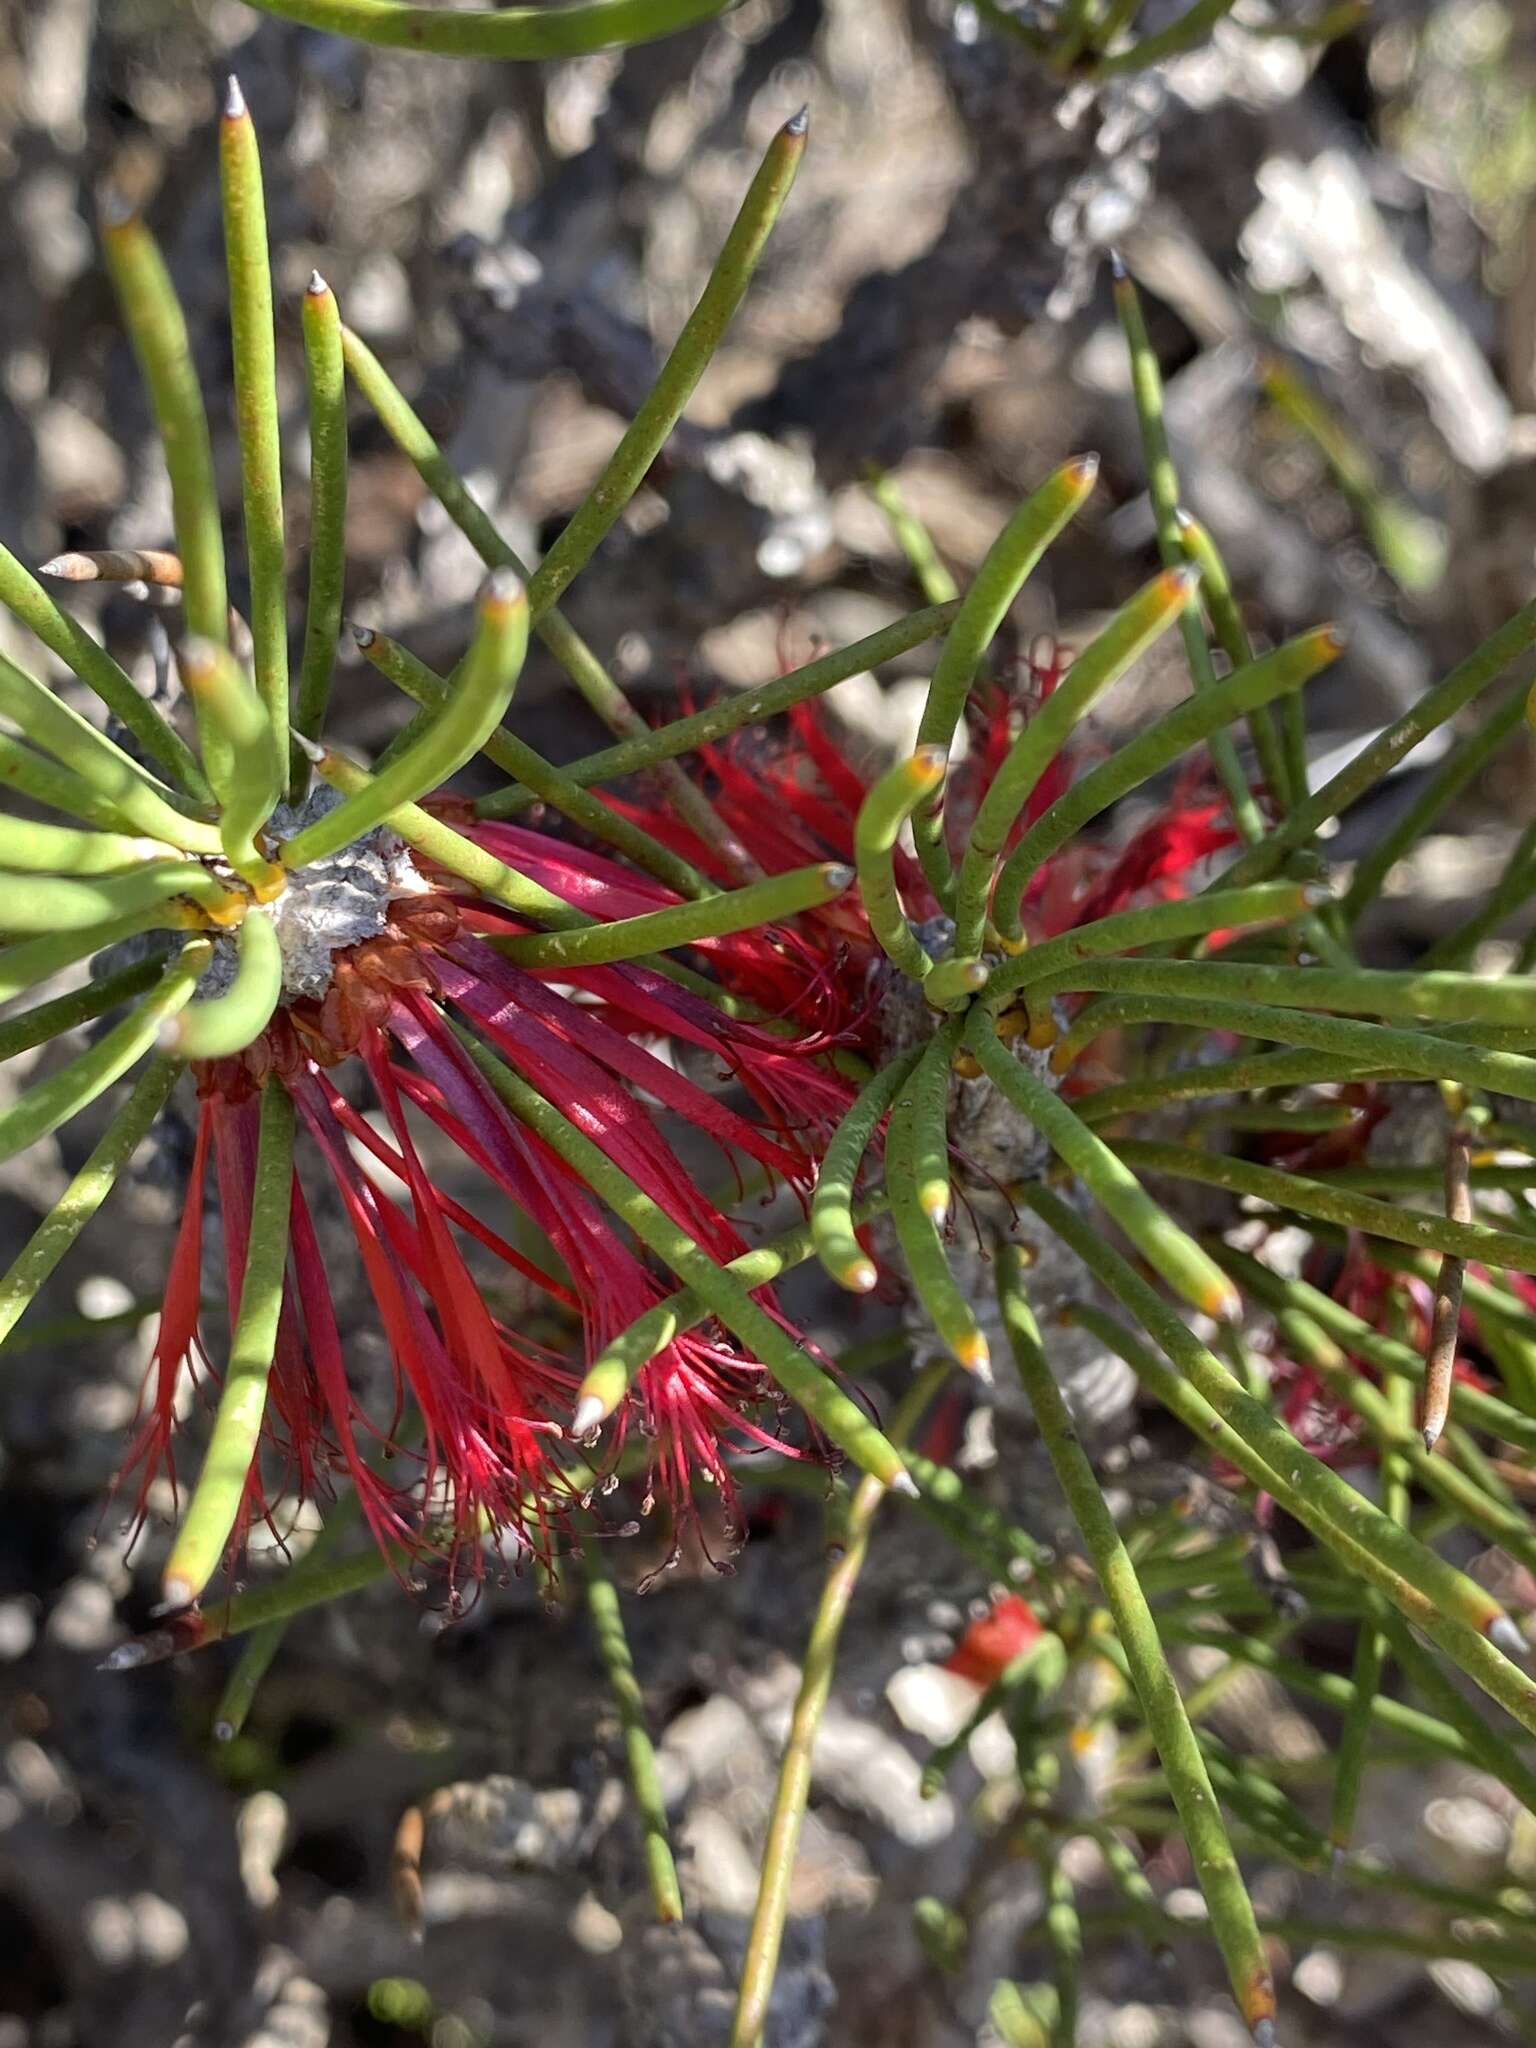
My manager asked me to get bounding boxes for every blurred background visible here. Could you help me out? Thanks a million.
[2,2,1536,2042]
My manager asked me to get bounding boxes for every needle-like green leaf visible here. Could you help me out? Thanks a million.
[163,1077,295,1607]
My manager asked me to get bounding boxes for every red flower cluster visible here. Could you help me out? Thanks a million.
[127,642,1248,1596]
[611,641,1240,1062]
[124,827,841,1587]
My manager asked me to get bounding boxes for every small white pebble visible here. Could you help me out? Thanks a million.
[69,1381,138,1432]
[1164,1885,1209,1922]
[45,1576,117,1653]
[1293,1946,1344,2007]
[569,1891,624,1955]
[1187,2009,1251,2048]
[84,1896,137,1968]
[76,1275,133,1318]
[1107,2006,1165,2048]
[6,1739,72,1810]
[133,1893,189,1965]
[238,1791,288,1910]
[885,1663,975,1744]
[1425,1794,1509,1861]
[0,1600,36,1662]
[1429,1959,1500,2018]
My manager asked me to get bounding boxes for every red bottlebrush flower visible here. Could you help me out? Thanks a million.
[123,800,850,1592]
[123,635,1252,1597]
[604,638,1242,1064]
[945,1593,1044,1687]
[1056,785,1235,933]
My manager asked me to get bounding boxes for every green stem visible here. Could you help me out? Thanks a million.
[0,860,233,937]
[965,1008,1239,1321]
[531,111,805,616]
[1174,509,1290,812]
[1222,589,1536,891]
[991,625,1342,932]
[572,1195,889,1431]
[1418,810,1536,972]
[1049,0,1098,68]
[356,627,713,898]
[1,1296,165,1356]
[1240,2,1369,42]
[582,1545,684,1923]
[911,456,1099,906]
[220,78,288,763]
[99,201,227,650]
[1111,257,1263,843]
[865,465,958,604]
[986,881,1313,1009]
[1055,992,1536,1113]
[1156,1621,1490,1770]
[212,1506,353,1739]
[987,1982,1058,2048]
[1380,1612,1536,1819]
[472,604,956,818]
[999,1251,1274,2038]
[1089,0,1142,51]
[920,1631,1070,1796]
[1116,1136,1536,1276]
[1041,1843,1082,2048]
[728,1365,943,2048]
[177,639,284,886]
[490,860,850,972]
[954,564,1197,955]
[886,1018,990,1375]
[0,814,176,875]
[1214,1244,1536,1458]
[292,273,348,798]
[1026,949,1536,1029]
[283,574,529,866]
[1344,688,1526,919]
[338,305,751,871]
[0,958,164,1063]
[163,1079,296,1606]
[451,1021,915,1494]
[1185,1100,1358,1134]
[900,1448,1051,1578]
[0,1056,182,1346]
[0,649,222,853]
[169,910,283,1060]
[1091,0,1240,74]
[811,1051,922,1293]
[112,1542,403,1667]
[309,752,731,1031]
[0,902,213,1008]
[1023,1187,1536,1724]
[1088,1906,1536,1979]
[0,734,136,833]
[304,745,581,928]
[0,941,210,1166]
[853,751,945,978]
[1088,1826,1174,1960]
[232,0,734,57]
[1261,354,1446,597]
[1076,1045,1385,1123]
[1274,1302,1536,1581]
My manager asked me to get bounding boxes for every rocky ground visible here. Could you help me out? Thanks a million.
[2,2,1536,2043]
